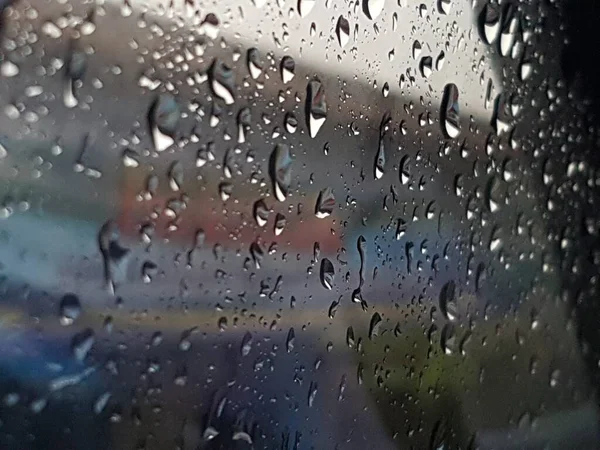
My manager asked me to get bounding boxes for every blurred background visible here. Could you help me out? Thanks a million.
[0,0,598,449]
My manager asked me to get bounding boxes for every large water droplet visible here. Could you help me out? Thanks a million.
[149,93,180,152]
[241,331,253,356]
[399,155,411,185]
[363,0,385,20]
[237,107,252,143]
[368,312,382,339]
[441,83,461,138]
[247,48,263,79]
[336,16,350,47]
[439,280,457,321]
[72,328,95,361]
[306,78,327,138]
[500,5,518,57]
[320,258,335,290]
[59,294,81,326]
[280,56,295,84]
[375,113,391,179]
[274,213,286,236]
[419,56,433,78]
[210,58,235,105]
[169,161,184,191]
[253,199,269,227]
[64,46,87,108]
[298,0,316,17]
[315,187,335,218]
[438,0,451,15]
[98,221,131,295]
[250,241,264,269]
[269,144,293,202]
[480,3,500,45]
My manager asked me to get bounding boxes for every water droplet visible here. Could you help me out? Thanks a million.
[142,261,158,283]
[435,51,445,71]
[368,312,382,339]
[169,161,184,191]
[196,142,216,167]
[363,0,385,20]
[315,187,335,218]
[64,47,87,108]
[59,294,81,325]
[72,328,95,361]
[306,78,327,138]
[441,323,456,355]
[320,258,335,289]
[280,56,295,84]
[336,16,350,47]
[500,5,518,57]
[247,48,263,79]
[298,0,316,17]
[286,327,295,352]
[1,61,18,77]
[412,40,422,59]
[441,83,461,139]
[308,381,318,407]
[253,199,269,227]
[122,149,140,168]
[219,182,233,201]
[241,331,253,356]
[480,3,500,45]
[210,58,235,105]
[274,213,286,235]
[237,107,252,143]
[485,177,503,213]
[439,280,457,321]
[98,221,131,295]
[396,218,407,240]
[399,155,411,185]
[250,241,264,269]
[269,144,293,202]
[438,0,451,15]
[285,113,298,133]
[419,56,433,78]
[149,93,180,152]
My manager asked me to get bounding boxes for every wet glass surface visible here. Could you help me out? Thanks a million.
[0,0,599,449]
